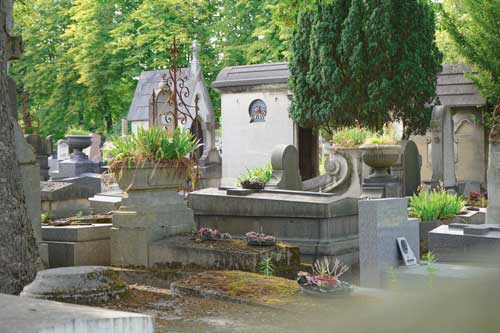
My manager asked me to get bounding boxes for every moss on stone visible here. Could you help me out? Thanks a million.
[175,271,301,305]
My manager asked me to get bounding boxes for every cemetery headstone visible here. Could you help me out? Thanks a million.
[265,144,303,191]
[359,198,420,288]
[84,133,105,163]
[57,139,70,161]
[25,134,51,181]
[430,105,457,190]
[391,140,421,196]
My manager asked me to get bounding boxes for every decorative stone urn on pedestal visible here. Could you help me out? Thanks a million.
[111,161,195,267]
[66,135,92,160]
[359,144,402,198]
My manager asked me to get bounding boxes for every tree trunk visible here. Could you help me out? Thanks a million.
[0,0,39,294]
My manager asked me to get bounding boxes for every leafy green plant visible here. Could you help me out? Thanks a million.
[237,164,273,186]
[40,213,50,224]
[331,127,374,147]
[364,124,398,145]
[409,186,466,221]
[66,126,89,135]
[105,127,200,169]
[422,251,438,288]
[259,257,274,277]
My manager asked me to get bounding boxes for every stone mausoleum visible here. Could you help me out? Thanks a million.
[214,62,488,190]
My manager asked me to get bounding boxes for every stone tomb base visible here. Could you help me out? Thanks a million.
[429,224,500,264]
[188,188,359,263]
[149,237,301,277]
[111,189,195,267]
[42,224,111,268]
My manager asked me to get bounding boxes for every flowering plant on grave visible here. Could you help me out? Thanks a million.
[245,231,277,246]
[467,191,488,208]
[297,257,349,291]
[191,227,231,242]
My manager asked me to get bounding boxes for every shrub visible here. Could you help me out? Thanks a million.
[409,187,466,221]
[106,126,200,169]
[66,126,89,135]
[364,124,398,145]
[237,164,273,186]
[331,127,374,147]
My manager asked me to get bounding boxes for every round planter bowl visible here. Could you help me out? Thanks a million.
[359,144,401,178]
[113,162,189,191]
[65,135,92,152]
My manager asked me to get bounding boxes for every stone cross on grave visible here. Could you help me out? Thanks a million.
[265,145,303,191]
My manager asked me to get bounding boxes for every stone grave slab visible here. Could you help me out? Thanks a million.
[21,266,126,303]
[149,237,300,278]
[0,293,153,333]
[41,181,94,218]
[265,144,303,191]
[429,223,500,263]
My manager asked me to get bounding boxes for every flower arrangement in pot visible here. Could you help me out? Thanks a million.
[359,124,401,180]
[106,126,200,192]
[297,257,351,295]
[245,231,277,246]
[191,227,232,242]
[237,164,273,190]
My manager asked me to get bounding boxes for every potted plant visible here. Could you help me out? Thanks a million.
[297,257,351,296]
[237,164,273,190]
[106,126,200,192]
[359,124,401,180]
[245,231,277,246]
[409,185,466,254]
[191,227,231,242]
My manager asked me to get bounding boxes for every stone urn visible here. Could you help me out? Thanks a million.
[113,161,190,192]
[359,144,401,179]
[65,135,92,159]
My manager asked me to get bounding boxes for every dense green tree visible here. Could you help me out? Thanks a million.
[440,0,500,126]
[290,0,442,138]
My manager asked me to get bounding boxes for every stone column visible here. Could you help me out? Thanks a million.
[486,108,500,224]
[430,105,457,190]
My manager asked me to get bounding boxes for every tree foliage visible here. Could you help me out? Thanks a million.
[439,0,500,125]
[289,0,443,138]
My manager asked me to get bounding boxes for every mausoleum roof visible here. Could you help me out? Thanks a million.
[212,62,289,90]
[436,64,486,107]
[212,62,486,108]
[127,68,192,121]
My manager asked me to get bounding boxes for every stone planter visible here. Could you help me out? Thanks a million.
[419,219,451,254]
[65,135,91,159]
[113,161,189,192]
[359,144,401,179]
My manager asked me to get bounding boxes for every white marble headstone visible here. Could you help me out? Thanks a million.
[57,140,70,161]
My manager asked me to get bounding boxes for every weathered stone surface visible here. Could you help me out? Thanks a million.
[359,198,419,288]
[149,237,300,277]
[189,188,359,261]
[429,224,500,263]
[89,191,123,214]
[391,140,421,197]
[430,105,457,189]
[112,189,194,267]
[486,143,500,224]
[21,266,127,303]
[0,294,154,333]
[266,144,302,191]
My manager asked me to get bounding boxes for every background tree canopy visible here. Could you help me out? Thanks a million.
[9,0,498,140]
[289,0,443,139]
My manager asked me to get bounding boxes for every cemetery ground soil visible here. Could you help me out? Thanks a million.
[93,273,379,333]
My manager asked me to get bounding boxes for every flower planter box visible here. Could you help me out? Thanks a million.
[114,161,189,192]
